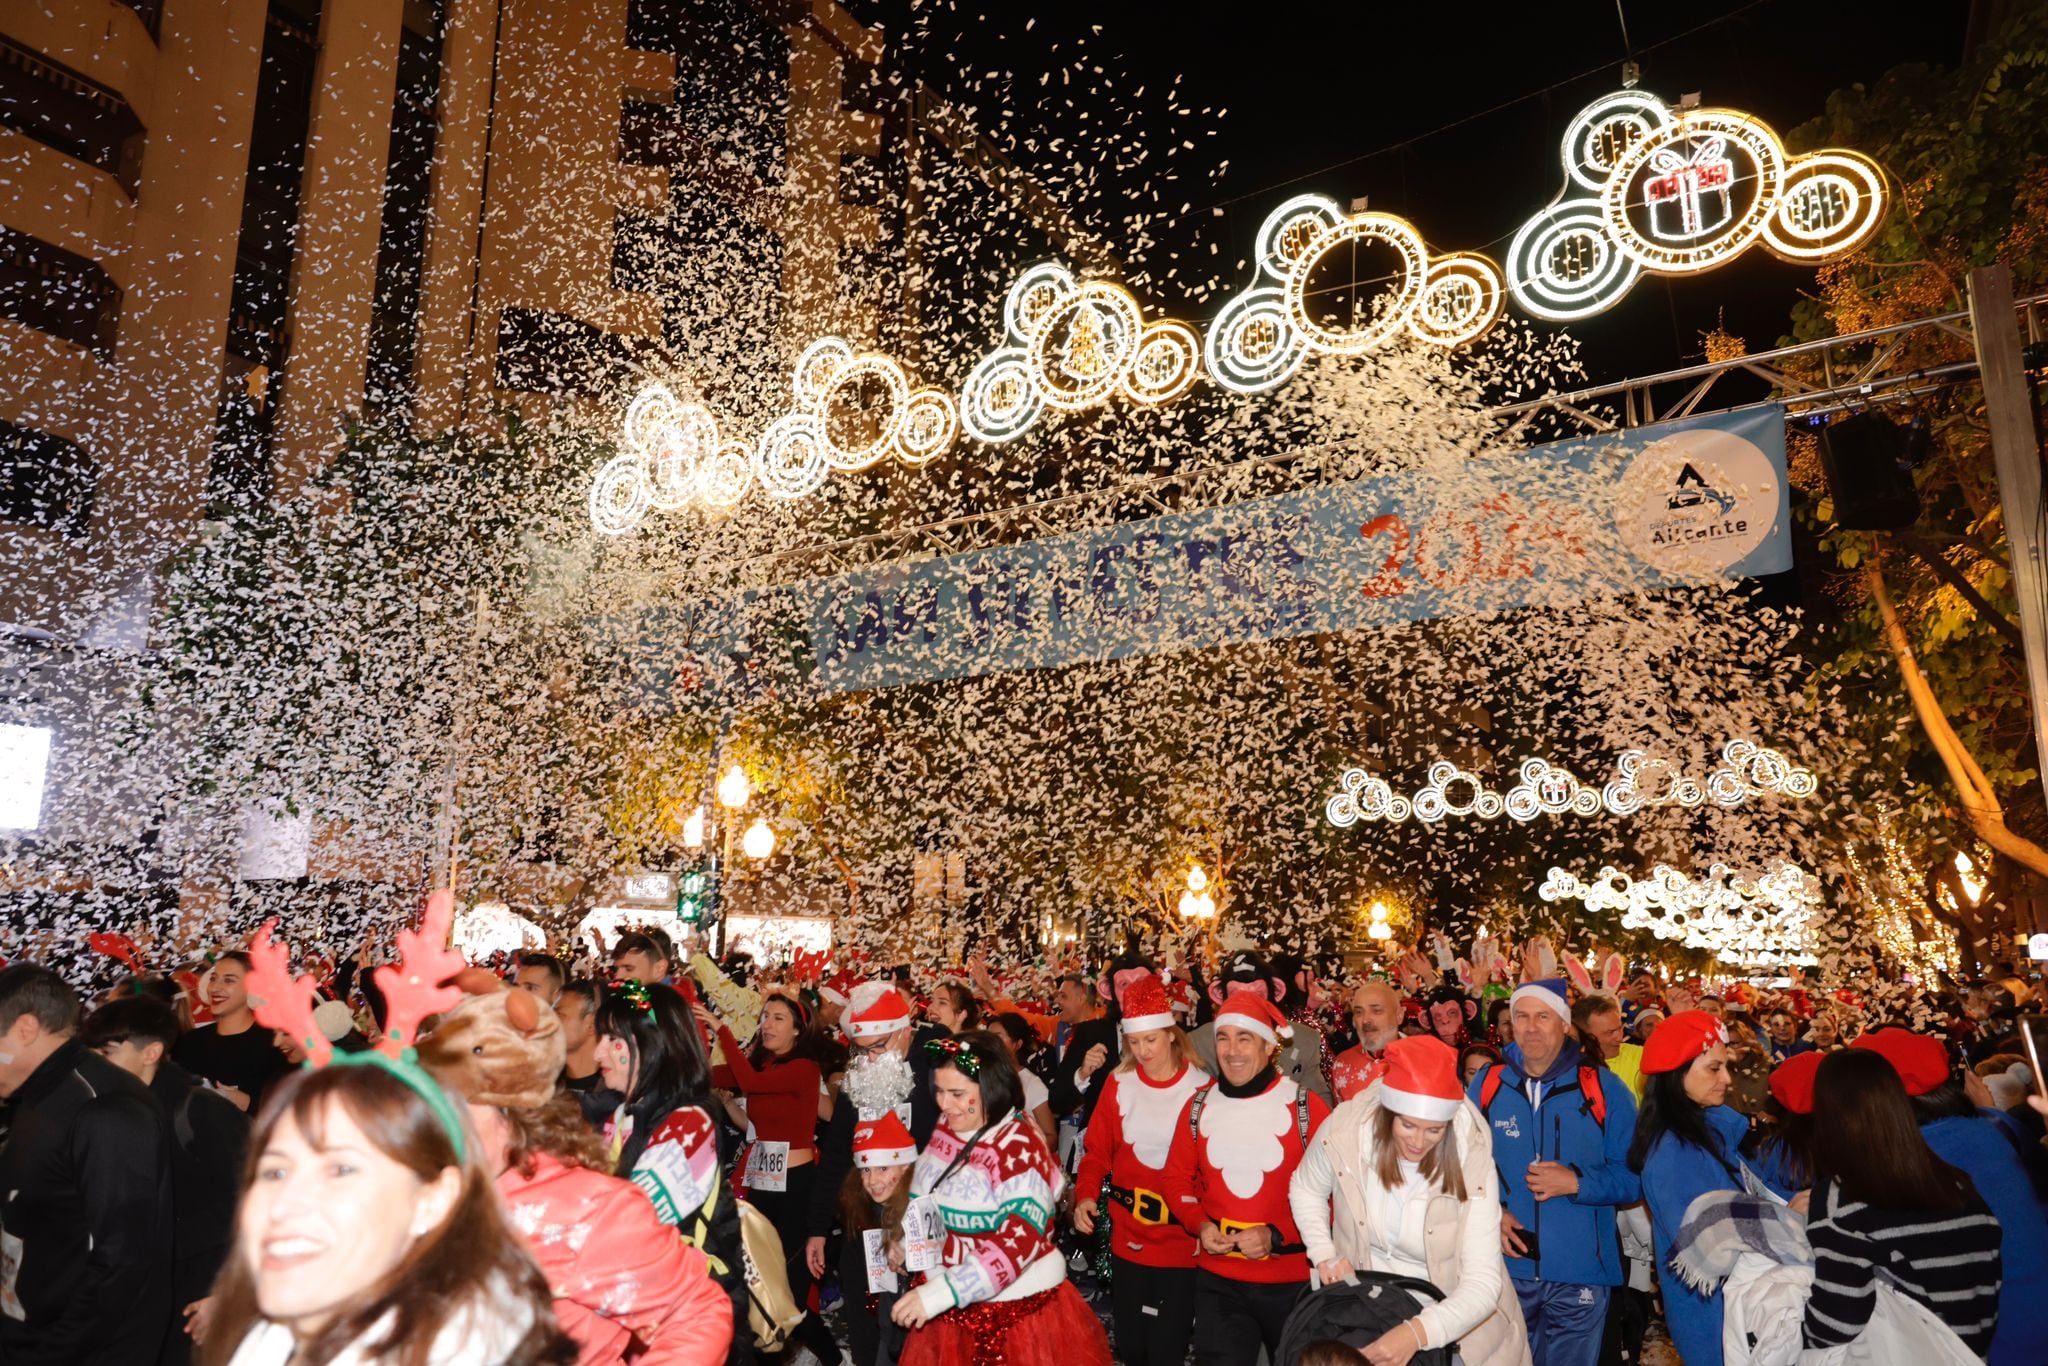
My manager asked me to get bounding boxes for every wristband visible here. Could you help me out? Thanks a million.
[1407,1320,1426,1352]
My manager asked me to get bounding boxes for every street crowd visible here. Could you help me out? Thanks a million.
[0,913,2043,1366]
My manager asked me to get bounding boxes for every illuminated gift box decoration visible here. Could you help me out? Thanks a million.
[1641,135,1736,240]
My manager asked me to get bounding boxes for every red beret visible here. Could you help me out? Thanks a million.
[1850,1027,1951,1096]
[1642,1010,1727,1075]
[1767,1049,1823,1115]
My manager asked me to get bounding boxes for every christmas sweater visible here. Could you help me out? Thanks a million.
[498,1152,734,1366]
[1329,1044,1389,1103]
[612,1105,720,1232]
[908,1109,1067,1318]
[1160,1072,1329,1284]
[1074,1063,1211,1267]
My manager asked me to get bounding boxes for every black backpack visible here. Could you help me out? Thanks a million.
[1274,1273,1458,1366]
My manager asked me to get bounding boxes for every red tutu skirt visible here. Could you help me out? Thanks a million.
[900,1280,1111,1366]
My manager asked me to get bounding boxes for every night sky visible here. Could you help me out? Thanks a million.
[865,0,1971,388]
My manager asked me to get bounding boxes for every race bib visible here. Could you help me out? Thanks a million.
[744,1140,790,1193]
[862,1228,899,1294]
[902,1195,944,1273]
[1,1229,23,1322]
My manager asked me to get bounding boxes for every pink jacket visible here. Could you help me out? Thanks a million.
[498,1153,734,1366]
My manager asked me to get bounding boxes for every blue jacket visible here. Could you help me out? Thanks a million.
[1923,1112,2048,1366]
[1640,1105,1764,1366]
[1469,1041,1641,1287]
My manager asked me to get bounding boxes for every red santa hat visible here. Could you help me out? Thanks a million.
[1119,972,1175,1035]
[1213,993,1293,1046]
[819,968,863,1009]
[1768,1049,1822,1115]
[843,981,912,1040]
[1165,978,1197,1018]
[852,1110,918,1168]
[1851,1027,1951,1096]
[1642,1010,1727,1075]
[1379,1036,1463,1122]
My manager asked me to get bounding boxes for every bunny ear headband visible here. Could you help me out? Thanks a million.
[246,890,470,1161]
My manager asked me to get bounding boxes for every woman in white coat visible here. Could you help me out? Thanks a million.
[1289,1034,1531,1366]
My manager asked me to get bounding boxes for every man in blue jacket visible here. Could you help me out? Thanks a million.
[1469,977,1640,1366]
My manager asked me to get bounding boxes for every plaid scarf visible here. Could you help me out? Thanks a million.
[1668,1190,1811,1294]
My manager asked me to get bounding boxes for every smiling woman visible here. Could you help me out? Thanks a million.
[200,1063,574,1366]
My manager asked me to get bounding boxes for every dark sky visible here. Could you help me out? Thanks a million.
[863,0,1972,387]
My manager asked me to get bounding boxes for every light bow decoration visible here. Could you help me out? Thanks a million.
[1539,860,1822,967]
[1506,89,1888,321]
[962,263,1203,443]
[592,341,958,534]
[1325,739,1815,828]
[1204,193,1504,394]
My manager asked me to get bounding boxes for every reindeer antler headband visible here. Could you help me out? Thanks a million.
[245,889,470,1161]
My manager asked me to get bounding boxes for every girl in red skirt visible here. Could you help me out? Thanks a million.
[891,1030,1111,1366]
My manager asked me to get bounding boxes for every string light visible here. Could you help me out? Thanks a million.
[1122,320,1204,404]
[960,347,1043,443]
[817,353,911,472]
[1539,860,1821,966]
[1760,151,1888,262]
[1409,254,1507,347]
[752,413,830,500]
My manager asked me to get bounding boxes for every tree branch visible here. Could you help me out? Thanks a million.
[1893,531,2027,648]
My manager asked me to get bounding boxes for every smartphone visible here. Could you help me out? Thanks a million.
[2020,1015,2048,1105]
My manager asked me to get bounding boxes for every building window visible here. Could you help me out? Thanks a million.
[0,38,146,194]
[0,723,51,832]
[0,418,96,538]
[0,226,123,359]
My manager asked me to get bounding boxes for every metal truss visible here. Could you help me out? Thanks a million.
[731,292,2048,591]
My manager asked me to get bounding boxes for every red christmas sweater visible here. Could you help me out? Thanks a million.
[1160,1072,1329,1284]
[1074,1063,1211,1268]
[1329,1044,1390,1103]
[715,1025,823,1154]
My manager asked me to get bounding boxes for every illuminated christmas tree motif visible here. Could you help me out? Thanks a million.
[1061,302,1113,380]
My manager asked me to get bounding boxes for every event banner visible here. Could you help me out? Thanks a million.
[780,405,1791,694]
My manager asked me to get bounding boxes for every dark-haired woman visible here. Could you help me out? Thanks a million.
[891,1030,1111,1366]
[839,1111,920,1366]
[1802,1049,2003,1357]
[175,951,290,1113]
[594,982,747,1360]
[929,982,982,1034]
[202,1063,574,1365]
[1628,1011,1792,1366]
[697,992,837,1364]
[991,1011,1056,1143]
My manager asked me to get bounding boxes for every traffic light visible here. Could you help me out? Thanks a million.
[676,868,712,923]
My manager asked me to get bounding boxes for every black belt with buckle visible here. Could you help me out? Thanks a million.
[1104,1183,1171,1226]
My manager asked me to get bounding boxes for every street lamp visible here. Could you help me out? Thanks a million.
[717,764,751,810]
[742,817,776,860]
[1178,864,1217,921]
[1366,899,1394,943]
[681,806,706,850]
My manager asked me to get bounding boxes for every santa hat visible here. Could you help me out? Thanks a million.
[1165,978,1197,1018]
[1510,978,1571,1027]
[844,981,912,1040]
[313,999,358,1043]
[1213,993,1293,1046]
[1768,1050,1822,1115]
[1642,1010,1726,1076]
[819,968,863,1009]
[1379,1036,1463,1122]
[1851,1027,1951,1096]
[852,1110,918,1168]
[1119,972,1174,1035]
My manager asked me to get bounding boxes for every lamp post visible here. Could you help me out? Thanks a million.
[1178,863,1219,955]
[681,762,776,956]
[1365,899,1394,954]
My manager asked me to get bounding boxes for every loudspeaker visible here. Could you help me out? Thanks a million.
[1819,412,1921,530]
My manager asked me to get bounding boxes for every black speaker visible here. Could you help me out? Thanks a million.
[1819,412,1921,530]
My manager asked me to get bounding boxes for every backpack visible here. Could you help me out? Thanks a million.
[1188,1082,1315,1147]
[737,1196,806,1352]
[1478,1061,1608,1129]
[1275,1273,1457,1366]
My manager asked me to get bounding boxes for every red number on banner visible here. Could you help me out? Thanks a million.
[1413,508,1484,589]
[1358,515,1412,598]
[1475,494,1534,580]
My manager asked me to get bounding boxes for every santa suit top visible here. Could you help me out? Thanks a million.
[907,1108,1069,1318]
[1160,1069,1329,1284]
[498,1152,734,1366]
[1329,1045,1389,1103]
[1074,1062,1211,1267]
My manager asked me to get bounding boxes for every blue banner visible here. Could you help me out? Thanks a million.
[782,406,1791,693]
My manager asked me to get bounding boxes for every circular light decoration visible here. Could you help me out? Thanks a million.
[1121,320,1204,405]
[1561,90,1674,192]
[1601,110,1787,274]
[896,388,959,466]
[961,347,1043,444]
[1205,285,1307,394]
[1026,281,1145,410]
[696,440,754,509]
[793,336,854,408]
[622,383,680,454]
[645,401,718,510]
[752,412,830,499]
[1411,761,1505,823]
[1004,263,1078,344]
[1507,200,1641,321]
[1760,150,1888,262]
[817,353,910,472]
[1255,193,1347,278]
[1409,253,1506,347]
[1502,757,1603,821]
[1326,767,1412,827]
[589,453,651,536]
[1286,213,1431,354]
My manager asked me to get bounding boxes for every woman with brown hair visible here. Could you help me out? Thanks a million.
[200,1062,574,1366]
[1289,1035,1530,1366]
[1801,1049,2003,1358]
[837,1110,920,1366]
